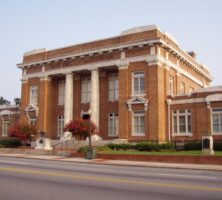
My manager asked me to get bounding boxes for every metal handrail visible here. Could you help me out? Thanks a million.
[52,138,75,154]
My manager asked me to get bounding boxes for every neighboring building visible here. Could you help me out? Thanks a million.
[16,25,222,142]
[0,105,20,137]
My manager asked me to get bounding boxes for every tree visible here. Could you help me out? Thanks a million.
[64,118,96,138]
[0,96,10,105]
[14,98,21,106]
[9,124,38,143]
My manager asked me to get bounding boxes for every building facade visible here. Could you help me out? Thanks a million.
[17,25,222,142]
[0,105,20,137]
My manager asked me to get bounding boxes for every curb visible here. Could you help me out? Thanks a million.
[0,154,222,172]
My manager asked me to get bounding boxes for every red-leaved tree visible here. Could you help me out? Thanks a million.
[9,124,38,142]
[64,118,96,138]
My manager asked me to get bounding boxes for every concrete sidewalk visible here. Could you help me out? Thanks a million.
[0,153,222,171]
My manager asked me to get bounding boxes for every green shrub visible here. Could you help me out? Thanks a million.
[107,143,116,150]
[0,139,22,148]
[214,141,222,151]
[96,146,111,152]
[136,142,161,151]
[106,143,133,150]
[184,141,201,150]
[78,146,90,153]
[161,143,175,150]
[0,144,4,148]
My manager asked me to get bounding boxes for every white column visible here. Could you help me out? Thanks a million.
[90,68,99,129]
[63,72,73,139]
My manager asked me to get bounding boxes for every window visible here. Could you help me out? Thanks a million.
[168,76,174,95]
[30,85,38,105]
[81,77,91,103]
[108,113,119,136]
[179,82,185,95]
[212,109,222,134]
[189,86,194,93]
[2,120,9,136]
[132,72,145,95]
[57,116,64,137]
[58,80,65,105]
[173,110,192,135]
[133,111,145,136]
[30,117,37,126]
[109,73,119,101]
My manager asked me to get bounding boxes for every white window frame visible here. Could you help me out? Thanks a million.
[212,108,222,135]
[58,80,65,106]
[57,116,64,137]
[30,85,38,105]
[189,86,194,93]
[179,82,185,95]
[30,117,37,126]
[172,109,192,136]
[109,73,119,101]
[81,77,91,103]
[168,76,174,95]
[108,113,119,137]
[132,72,145,96]
[2,120,10,137]
[132,111,145,136]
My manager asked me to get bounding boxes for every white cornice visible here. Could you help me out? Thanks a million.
[21,54,206,87]
[170,98,206,105]
[17,38,212,82]
[17,39,161,68]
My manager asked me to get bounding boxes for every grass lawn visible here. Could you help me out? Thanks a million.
[98,150,222,156]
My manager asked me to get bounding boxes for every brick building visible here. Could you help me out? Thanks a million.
[0,105,20,137]
[16,25,222,142]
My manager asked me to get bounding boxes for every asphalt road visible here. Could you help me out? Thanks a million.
[0,156,221,200]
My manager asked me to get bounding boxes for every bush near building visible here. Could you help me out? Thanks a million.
[106,142,175,152]
[0,138,22,148]
[8,124,38,145]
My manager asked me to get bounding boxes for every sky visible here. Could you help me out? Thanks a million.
[0,0,222,103]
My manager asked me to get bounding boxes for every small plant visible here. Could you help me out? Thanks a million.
[184,141,202,150]
[0,139,22,148]
[136,142,161,151]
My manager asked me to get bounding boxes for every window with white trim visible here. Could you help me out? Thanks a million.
[168,76,174,95]
[30,117,37,126]
[189,86,194,93]
[179,82,185,95]
[108,113,119,136]
[109,73,119,101]
[2,120,9,136]
[58,80,65,105]
[57,116,64,137]
[81,77,91,103]
[30,85,38,105]
[173,109,192,135]
[132,111,145,136]
[132,72,145,95]
[212,109,222,134]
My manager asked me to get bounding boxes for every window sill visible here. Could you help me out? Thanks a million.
[172,134,193,137]
[132,134,146,137]
[212,133,222,136]
[131,94,146,97]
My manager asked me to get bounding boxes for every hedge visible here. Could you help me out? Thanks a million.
[0,139,22,148]
[107,142,175,152]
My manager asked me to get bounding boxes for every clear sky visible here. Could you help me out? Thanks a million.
[0,0,222,103]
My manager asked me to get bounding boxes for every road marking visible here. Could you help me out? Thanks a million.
[0,160,29,165]
[0,167,221,192]
[159,173,217,180]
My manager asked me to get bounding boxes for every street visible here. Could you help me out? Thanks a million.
[0,156,221,200]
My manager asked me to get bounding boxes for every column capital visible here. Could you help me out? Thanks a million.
[39,75,52,81]
[21,78,28,84]
[117,61,129,70]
